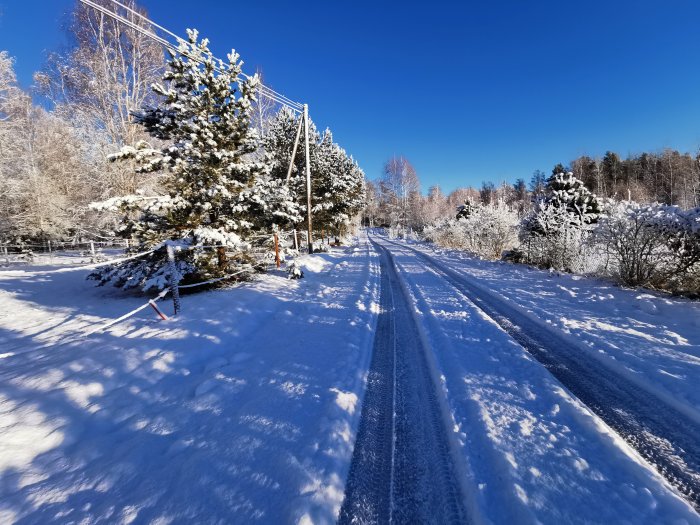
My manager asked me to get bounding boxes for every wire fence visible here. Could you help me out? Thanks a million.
[1,227,352,340]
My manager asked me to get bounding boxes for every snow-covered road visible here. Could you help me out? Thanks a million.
[339,238,467,524]
[352,233,699,523]
[380,234,700,511]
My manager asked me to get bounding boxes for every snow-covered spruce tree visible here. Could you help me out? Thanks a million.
[520,172,600,271]
[257,107,314,231]
[455,199,476,219]
[90,30,266,291]
[545,172,601,225]
[311,130,365,239]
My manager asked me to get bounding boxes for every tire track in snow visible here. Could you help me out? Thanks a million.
[339,240,468,524]
[380,236,700,512]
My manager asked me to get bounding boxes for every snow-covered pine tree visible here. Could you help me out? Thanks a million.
[90,30,266,291]
[545,172,601,225]
[519,173,599,270]
[328,147,365,235]
[261,109,364,241]
[310,130,338,232]
[259,108,319,230]
[311,130,365,238]
[456,199,476,219]
[522,172,600,237]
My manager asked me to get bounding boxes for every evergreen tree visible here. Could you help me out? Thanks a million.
[551,163,568,177]
[529,169,547,198]
[311,130,365,236]
[513,178,527,200]
[262,107,319,230]
[91,30,266,291]
[262,110,364,240]
[522,172,600,242]
[545,172,601,224]
[456,199,476,219]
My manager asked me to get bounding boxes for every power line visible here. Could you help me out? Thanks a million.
[110,0,303,110]
[78,0,304,112]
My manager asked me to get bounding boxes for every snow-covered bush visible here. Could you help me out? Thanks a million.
[423,201,519,259]
[287,259,304,279]
[594,201,700,292]
[520,203,591,272]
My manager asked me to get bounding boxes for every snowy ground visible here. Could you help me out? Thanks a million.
[1,231,699,524]
[0,236,380,523]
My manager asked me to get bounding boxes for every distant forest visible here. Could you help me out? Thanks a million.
[544,149,699,208]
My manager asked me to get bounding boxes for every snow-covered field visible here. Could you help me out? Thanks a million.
[0,237,379,523]
[1,231,699,524]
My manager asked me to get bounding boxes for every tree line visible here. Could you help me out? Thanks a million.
[364,154,700,295]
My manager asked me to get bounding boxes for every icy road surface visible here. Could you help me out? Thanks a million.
[381,234,700,510]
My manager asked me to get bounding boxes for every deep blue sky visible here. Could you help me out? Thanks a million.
[2,1,700,193]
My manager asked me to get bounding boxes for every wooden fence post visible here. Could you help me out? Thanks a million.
[274,233,281,268]
[166,243,181,316]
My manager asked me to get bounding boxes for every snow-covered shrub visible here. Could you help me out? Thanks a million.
[594,202,700,292]
[287,259,304,279]
[520,203,591,272]
[423,201,519,259]
[18,249,35,264]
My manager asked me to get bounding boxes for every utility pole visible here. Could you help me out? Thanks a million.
[285,116,304,184]
[166,243,181,316]
[304,103,313,254]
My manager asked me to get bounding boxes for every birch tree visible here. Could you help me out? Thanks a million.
[379,155,420,232]
[35,0,164,196]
